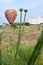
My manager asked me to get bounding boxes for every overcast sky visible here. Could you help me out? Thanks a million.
[0,0,43,24]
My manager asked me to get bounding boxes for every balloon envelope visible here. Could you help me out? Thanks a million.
[5,9,17,25]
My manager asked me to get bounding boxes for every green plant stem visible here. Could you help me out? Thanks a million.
[14,10,28,65]
[22,12,26,35]
[14,11,22,63]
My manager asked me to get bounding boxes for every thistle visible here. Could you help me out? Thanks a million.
[14,9,28,65]
[14,8,23,63]
[24,9,28,22]
[22,9,28,34]
[19,8,23,25]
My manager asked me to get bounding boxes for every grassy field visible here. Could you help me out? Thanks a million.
[0,25,43,65]
[1,25,41,47]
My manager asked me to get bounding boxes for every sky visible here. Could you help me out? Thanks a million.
[0,0,43,24]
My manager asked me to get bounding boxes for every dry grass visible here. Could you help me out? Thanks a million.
[0,25,43,65]
[0,25,41,49]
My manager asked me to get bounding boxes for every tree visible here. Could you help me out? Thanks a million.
[25,22,30,26]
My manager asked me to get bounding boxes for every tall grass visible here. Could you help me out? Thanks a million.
[1,45,34,65]
[27,30,43,65]
[0,11,43,65]
[0,33,2,65]
[1,44,43,65]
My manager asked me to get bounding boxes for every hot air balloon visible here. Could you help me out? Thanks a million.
[5,9,17,25]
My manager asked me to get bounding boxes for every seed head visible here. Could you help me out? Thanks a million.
[19,8,23,11]
[24,9,28,12]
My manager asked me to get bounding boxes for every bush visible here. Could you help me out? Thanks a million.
[0,26,2,28]
[12,23,17,28]
[25,22,30,26]
[22,22,30,26]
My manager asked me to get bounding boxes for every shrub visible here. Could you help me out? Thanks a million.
[24,22,30,26]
